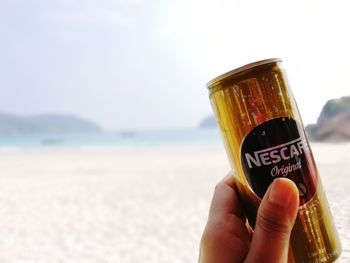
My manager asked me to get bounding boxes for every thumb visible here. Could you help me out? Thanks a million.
[245,178,299,263]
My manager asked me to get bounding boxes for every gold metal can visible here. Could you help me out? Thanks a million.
[207,58,341,263]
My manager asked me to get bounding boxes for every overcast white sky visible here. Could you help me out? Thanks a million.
[0,0,349,130]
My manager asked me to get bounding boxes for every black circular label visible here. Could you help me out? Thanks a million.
[240,117,317,205]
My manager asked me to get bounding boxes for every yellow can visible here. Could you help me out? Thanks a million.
[207,58,341,263]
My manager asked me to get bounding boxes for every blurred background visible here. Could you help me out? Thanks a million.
[0,0,349,262]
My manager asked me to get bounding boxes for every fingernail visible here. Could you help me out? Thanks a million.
[268,178,295,207]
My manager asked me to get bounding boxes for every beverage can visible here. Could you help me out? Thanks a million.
[207,58,342,263]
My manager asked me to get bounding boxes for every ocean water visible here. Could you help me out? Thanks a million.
[0,128,223,150]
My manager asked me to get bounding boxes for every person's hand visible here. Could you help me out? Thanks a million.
[199,174,299,263]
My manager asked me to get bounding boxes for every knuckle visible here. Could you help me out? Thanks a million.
[214,182,224,192]
[257,208,291,236]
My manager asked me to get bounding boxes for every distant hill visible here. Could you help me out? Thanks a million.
[306,96,350,142]
[198,116,217,128]
[0,113,101,136]
[200,96,350,142]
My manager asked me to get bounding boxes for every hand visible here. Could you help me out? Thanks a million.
[199,174,299,263]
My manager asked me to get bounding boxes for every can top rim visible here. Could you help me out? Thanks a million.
[206,58,282,89]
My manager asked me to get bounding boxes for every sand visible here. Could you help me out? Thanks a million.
[0,143,349,262]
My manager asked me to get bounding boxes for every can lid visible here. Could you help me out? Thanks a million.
[206,58,282,89]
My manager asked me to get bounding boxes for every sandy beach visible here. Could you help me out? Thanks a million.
[0,143,349,262]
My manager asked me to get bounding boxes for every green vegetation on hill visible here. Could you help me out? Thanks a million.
[306,96,350,142]
[0,113,100,136]
[321,96,350,118]
[199,96,350,142]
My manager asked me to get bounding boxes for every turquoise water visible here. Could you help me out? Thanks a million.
[0,128,222,149]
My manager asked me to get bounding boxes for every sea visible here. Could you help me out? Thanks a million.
[0,128,223,150]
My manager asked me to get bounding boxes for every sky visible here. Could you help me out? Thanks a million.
[0,0,350,130]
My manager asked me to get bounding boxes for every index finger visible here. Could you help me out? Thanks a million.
[208,172,244,221]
